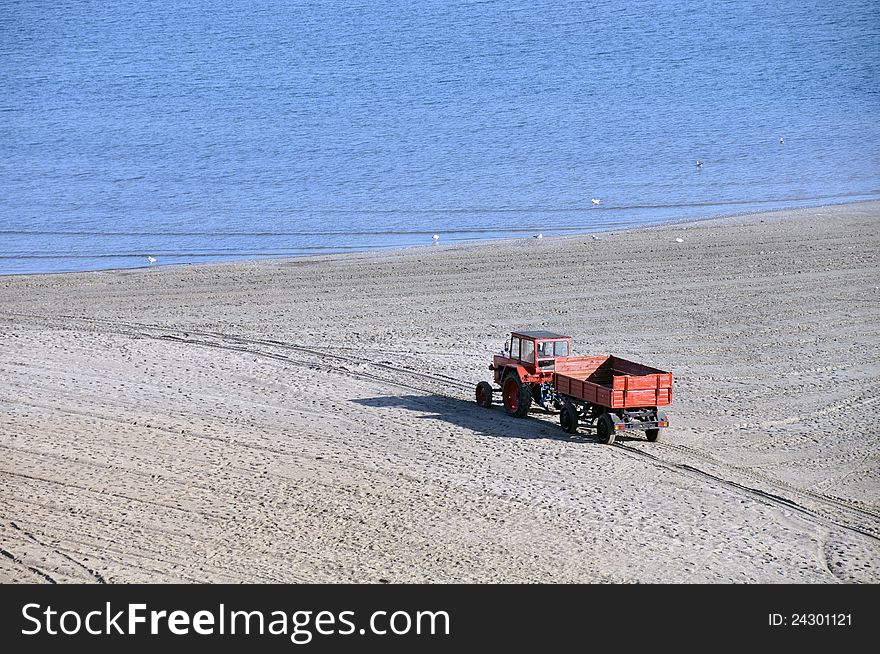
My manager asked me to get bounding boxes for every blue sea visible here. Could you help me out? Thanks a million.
[1,0,878,274]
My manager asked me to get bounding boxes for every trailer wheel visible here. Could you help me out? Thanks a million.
[502,376,532,417]
[645,428,661,442]
[596,413,616,445]
[475,381,493,408]
[560,402,579,434]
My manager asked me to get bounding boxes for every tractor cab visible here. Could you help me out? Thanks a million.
[499,330,571,376]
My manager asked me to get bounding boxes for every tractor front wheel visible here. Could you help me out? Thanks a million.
[475,381,493,408]
[596,413,616,445]
[502,375,532,417]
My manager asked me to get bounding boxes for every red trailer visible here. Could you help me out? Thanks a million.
[475,330,672,444]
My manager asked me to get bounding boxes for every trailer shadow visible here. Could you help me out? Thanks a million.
[351,394,649,445]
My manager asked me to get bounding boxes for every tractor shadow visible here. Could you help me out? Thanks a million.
[351,394,648,445]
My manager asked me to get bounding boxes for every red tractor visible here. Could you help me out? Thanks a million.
[475,330,672,444]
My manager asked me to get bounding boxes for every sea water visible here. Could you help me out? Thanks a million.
[1,0,878,274]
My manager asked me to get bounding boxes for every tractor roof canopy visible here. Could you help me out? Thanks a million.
[511,330,568,340]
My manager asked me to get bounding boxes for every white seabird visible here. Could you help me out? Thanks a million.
[432,234,440,242]
[533,233,543,239]
[695,160,703,168]
[147,256,157,264]
[779,137,784,144]
[591,198,601,205]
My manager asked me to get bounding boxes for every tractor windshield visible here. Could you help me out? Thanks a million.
[537,340,569,358]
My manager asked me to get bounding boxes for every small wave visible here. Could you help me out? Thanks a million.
[2,191,877,240]
[0,245,405,260]
[0,224,615,237]
[203,190,880,215]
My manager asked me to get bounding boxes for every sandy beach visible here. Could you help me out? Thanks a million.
[1,201,878,583]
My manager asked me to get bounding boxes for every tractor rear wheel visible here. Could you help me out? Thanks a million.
[645,428,661,442]
[475,381,493,408]
[596,413,616,445]
[502,375,532,417]
[560,402,579,434]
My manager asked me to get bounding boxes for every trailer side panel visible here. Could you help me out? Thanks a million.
[554,357,672,409]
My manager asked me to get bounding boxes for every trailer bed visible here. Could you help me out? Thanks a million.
[553,355,672,409]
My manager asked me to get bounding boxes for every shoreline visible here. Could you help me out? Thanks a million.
[4,196,880,279]
[1,199,878,583]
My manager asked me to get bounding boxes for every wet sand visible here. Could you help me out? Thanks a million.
[1,201,878,583]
